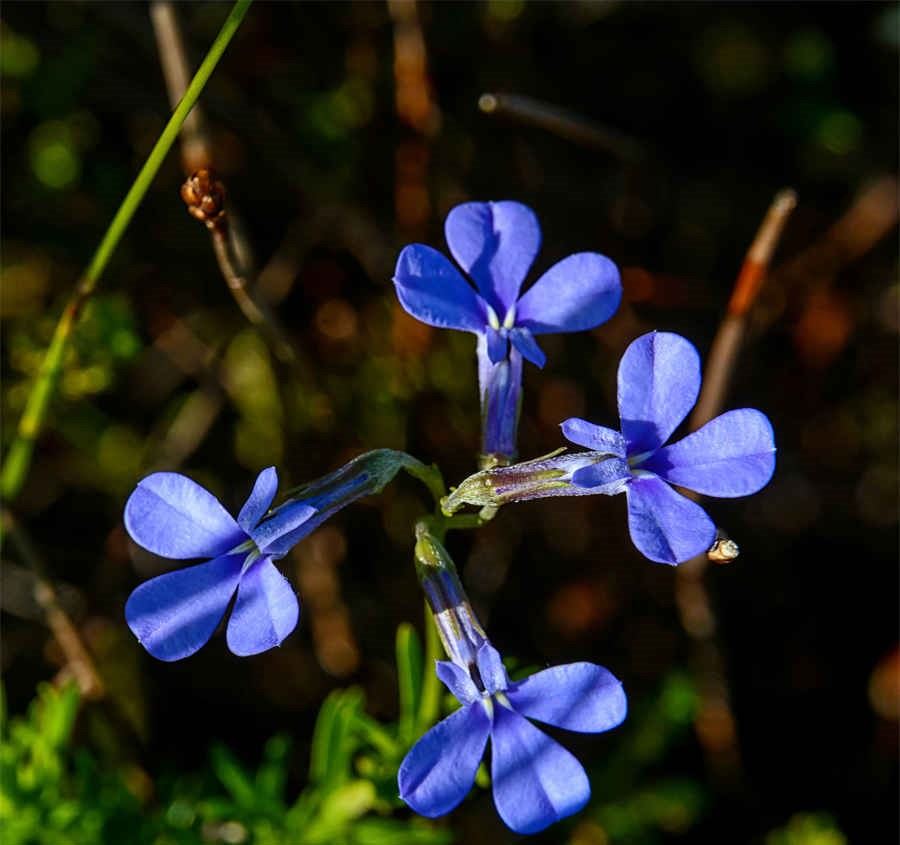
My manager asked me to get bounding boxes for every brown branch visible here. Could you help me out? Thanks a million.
[763,175,898,321]
[675,189,797,790]
[2,508,104,699]
[150,0,212,172]
[389,0,439,234]
[690,189,797,429]
[150,2,297,364]
[478,92,645,163]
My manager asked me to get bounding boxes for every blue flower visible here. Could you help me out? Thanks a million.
[394,201,621,461]
[124,462,374,661]
[399,641,627,834]
[562,331,776,564]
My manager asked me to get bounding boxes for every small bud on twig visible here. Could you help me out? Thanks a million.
[708,536,740,564]
[181,169,226,229]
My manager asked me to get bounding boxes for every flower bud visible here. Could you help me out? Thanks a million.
[414,522,487,672]
[181,169,226,229]
[443,450,629,514]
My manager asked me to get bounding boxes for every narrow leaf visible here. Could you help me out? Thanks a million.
[395,623,423,745]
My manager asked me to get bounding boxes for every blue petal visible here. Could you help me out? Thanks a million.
[486,326,508,364]
[398,702,491,818]
[249,500,318,557]
[490,704,590,834]
[125,554,243,661]
[124,473,245,560]
[617,332,701,455]
[394,244,486,332]
[570,458,631,493]
[237,467,279,532]
[225,557,299,656]
[436,660,479,704]
[506,662,627,733]
[625,474,716,564]
[444,201,541,313]
[642,409,776,497]
[509,328,546,368]
[476,642,509,695]
[516,253,621,335]
[560,418,627,457]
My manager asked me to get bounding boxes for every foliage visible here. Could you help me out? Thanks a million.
[0,627,452,845]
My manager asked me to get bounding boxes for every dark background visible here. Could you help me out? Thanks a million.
[2,2,897,843]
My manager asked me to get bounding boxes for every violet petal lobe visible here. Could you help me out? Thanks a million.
[617,332,701,455]
[560,418,627,457]
[570,458,631,493]
[249,500,317,557]
[124,472,245,560]
[506,662,627,733]
[642,408,776,497]
[486,326,508,364]
[237,466,279,532]
[125,553,243,661]
[436,660,480,705]
[516,252,622,335]
[225,557,299,656]
[509,328,546,369]
[444,201,541,313]
[394,244,486,332]
[475,642,509,694]
[625,474,716,564]
[490,704,591,834]
[398,702,492,818]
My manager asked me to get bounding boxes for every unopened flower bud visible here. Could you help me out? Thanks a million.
[181,169,226,229]
[443,450,629,515]
[413,521,487,674]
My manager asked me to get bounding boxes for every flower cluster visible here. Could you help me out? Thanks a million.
[122,199,776,838]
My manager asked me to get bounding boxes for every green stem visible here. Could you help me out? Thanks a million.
[0,0,253,502]
[398,455,446,506]
[417,600,443,734]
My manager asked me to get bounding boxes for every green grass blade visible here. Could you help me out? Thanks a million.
[0,0,253,502]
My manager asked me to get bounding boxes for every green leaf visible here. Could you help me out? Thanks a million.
[255,734,291,803]
[309,688,365,791]
[395,624,423,746]
[352,817,454,845]
[210,743,256,808]
[30,682,80,754]
[302,780,376,845]
[417,606,443,735]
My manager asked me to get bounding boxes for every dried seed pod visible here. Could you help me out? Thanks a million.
[708,535,740,563]
[181,169,226,229]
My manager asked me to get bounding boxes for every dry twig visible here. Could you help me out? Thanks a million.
[2,508,104,699]
[150,1,296,363]
[676,189,797,788]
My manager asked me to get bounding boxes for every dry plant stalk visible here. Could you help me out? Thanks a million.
[151,1,296,364]
[3,508,104,700]
[676,189,797,789]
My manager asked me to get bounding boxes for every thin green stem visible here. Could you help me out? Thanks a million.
[0,0,253,502]
[399,455,446,506]
[417,600,443,734]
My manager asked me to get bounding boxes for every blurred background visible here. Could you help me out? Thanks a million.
[1,2,897,843]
